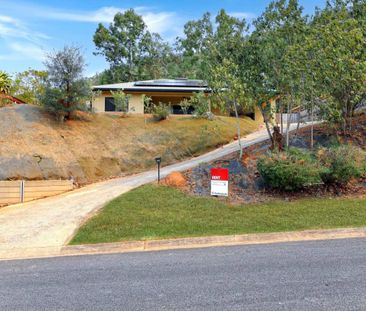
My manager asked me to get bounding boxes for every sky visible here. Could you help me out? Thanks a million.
[0,0,324,77]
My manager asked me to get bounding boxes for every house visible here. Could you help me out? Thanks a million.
[92,78,210,114]
[0,93,26,105]
[92,78,260,120]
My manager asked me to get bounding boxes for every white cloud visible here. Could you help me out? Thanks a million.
[43,6,178,35]
[0,3,178,36]
[8,42,45,61]
[229,12,257,20]
[0,14,49,43]
[0,14,47,64]
[42,6,122,23]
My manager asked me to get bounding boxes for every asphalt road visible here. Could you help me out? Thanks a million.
[1,238,366,311]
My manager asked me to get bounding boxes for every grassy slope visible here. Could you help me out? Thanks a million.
[0,105,261,183]
[71,184,366,245]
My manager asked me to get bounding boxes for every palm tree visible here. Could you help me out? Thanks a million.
[0,71,12,94]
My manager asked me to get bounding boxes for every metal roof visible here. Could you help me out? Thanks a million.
[93,79,210,93]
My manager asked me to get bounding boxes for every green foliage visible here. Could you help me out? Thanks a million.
[258,144,366,191]
[11,69,48,105]
[110,90,131,114]
[0,71,12,94]
[317,145,366,185]
[152,103,170,121]
[189,92,211,117]
[93,9,173,82]
[257,148,324,191]
[40,46,90,121]
[142,94,153,113]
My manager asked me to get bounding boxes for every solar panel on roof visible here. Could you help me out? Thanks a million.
[134,79,207,88]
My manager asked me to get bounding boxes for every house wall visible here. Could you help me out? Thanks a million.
[92,90,262,120]
[92,92,144,114]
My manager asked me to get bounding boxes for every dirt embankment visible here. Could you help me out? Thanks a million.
[0,104,261,184]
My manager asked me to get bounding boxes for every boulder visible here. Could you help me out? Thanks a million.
[164,171,187,188]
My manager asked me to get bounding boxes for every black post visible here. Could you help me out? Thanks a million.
[155,157,162,183]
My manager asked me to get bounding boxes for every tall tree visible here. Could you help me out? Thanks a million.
[310,1,366,132]
[209,58,253,159]
[94,9,173,82]
[176,12,213,79]
[247,0,307,145]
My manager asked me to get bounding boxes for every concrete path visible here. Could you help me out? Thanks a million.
[0,124,303,259]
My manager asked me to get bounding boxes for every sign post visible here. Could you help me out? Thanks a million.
[155,157,162,183]
[210,168,229,197]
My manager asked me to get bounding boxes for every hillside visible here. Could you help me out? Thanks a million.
[0,105,262,184]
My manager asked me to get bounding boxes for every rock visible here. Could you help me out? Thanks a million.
[226,160,247,175]
[164,171,187,188]
[238,177,250,189]
[0,156,43,180]
[290,136,308,149]
[253,177,266,191]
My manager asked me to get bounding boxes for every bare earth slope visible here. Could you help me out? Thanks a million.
[0,104,260,183]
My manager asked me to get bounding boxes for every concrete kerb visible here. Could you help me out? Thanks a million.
[60,227,366,258]
[1,227,365,261]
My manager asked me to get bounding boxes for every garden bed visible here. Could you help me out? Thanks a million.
[182,117,366,204]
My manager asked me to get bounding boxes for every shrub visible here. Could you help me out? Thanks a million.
[111,90,131,115]
[152,103,170,121]
[190,92,211,118]
[257,148,324,191]
[317,145,366,185]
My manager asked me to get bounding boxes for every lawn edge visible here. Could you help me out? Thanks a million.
[61,227,366,258]
[2,227,365,261]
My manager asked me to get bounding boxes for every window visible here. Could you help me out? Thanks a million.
[105,97,116,112]
[105,96,129,112]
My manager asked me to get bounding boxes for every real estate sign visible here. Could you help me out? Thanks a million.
[211,168,229,197]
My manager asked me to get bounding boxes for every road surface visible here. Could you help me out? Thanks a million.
[1,238,366,310]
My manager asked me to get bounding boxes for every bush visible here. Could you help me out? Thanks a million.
[152,103,170,121]
[257,148,324,191]
[317,145,366,185]
[190,92,211,118]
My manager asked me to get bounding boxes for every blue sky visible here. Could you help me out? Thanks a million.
[0,0,324,77]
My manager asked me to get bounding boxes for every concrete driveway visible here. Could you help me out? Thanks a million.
[0,125,302,259]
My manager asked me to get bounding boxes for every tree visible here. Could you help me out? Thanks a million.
[40,46,90,121]
[176,12,213,79]
[209,58,253,159]
[11,69,48,105]
[247,0,307,146]
[138,33,174,80]
[0,71,11,94]
[94,9,173,82]
[177,10,247,80]
[309,1,366,133]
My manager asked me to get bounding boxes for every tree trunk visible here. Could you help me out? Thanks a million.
[285,101,292,148]
[309,101,314,149]
[233,101,243,159]
[280,107,284,135]
[258,103,273,144]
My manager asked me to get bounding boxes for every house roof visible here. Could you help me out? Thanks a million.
[93,79,210,93]
[0,93,26,104]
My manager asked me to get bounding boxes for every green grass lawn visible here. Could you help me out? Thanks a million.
[70,184,366,245]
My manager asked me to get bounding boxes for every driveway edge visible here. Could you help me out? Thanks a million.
[59,227,366,258]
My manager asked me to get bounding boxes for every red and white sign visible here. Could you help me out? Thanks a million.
[211,168,229,197]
